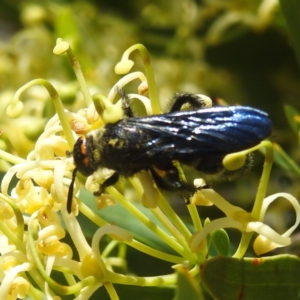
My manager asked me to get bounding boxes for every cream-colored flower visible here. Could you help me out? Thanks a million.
[189,189,300,255]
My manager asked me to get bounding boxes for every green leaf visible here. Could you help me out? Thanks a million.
[283,104,300,135]
[78,189,177,254]
[174,265,205,300]
[91,284,174,300]
[54,7,79,41]
[273,143,300,177]
[200,255,300,300]
[211,228,230,256]
[280,0,300,70]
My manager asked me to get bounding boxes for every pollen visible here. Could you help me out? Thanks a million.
[108,138,119,146]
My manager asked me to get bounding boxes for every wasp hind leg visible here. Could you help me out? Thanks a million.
[118,88,134,117]
[150,163,197,201]
[170,93,212,112]
[94,172,120,196]
[193,153,253,181]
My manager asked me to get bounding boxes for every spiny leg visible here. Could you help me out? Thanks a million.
[94,172,120,196]
[192,153,253,181]
[150,162,196,196]
[170,93,211,112]
[118,87,134,117]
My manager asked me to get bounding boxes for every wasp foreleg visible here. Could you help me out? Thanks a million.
[94,172,120,196]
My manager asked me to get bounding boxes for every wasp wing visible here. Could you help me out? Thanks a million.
[123,106,272,161]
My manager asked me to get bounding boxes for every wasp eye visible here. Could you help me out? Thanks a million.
[73,136,94,177]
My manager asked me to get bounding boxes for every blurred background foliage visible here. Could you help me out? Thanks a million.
[1,1,300,298]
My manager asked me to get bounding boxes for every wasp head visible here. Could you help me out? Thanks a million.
[73,136,97,177]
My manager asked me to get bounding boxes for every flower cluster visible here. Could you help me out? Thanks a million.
[0,39,298,299]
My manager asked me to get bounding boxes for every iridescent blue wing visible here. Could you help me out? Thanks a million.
[122,106,271,160]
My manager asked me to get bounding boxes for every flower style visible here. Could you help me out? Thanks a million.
[190,188,300,256]
[0,39,298,299]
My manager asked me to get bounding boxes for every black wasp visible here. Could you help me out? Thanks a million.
[67,92,272,213]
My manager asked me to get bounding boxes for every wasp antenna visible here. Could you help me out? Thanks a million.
[67,168,77,213]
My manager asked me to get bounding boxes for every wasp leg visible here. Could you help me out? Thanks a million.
[94,172,120,196]
[150,163,196,196]
[170,93,210,112]
[193,153,253,181]
[118,88,134,117]
[191,155,226,175]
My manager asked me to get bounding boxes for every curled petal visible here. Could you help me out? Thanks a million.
[38,224,66,242]
[81,254,104,279]
[138,81,148,95]
[260,193,300,237]
[91,225,133,278]
[254,235,287,256]
[107,72,147,103]
[0,262,32,299]
[96,194,116,209]
[32,170,54,190]
[191,191,213,206]
[196,189,243,217]
[1,165,22,196]
[247,221,290,246]
[11,276,29,298]
[138,171,159,208]
[189,217,243,253]
[116,93,152,115]
[54,162,91,260]
[251,192,300,255]
[38,240,72,258]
